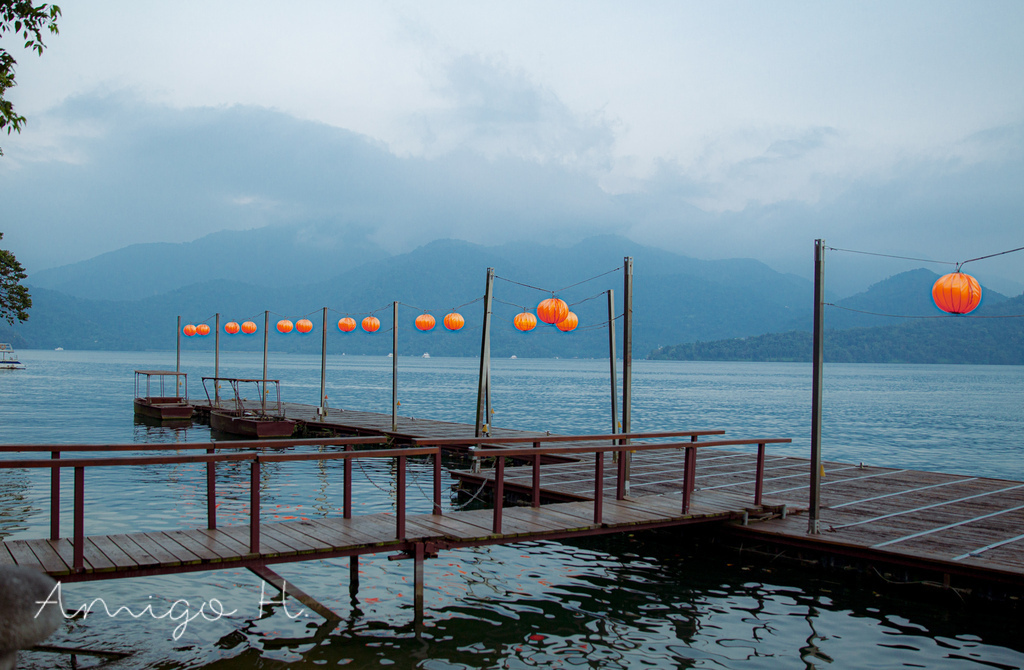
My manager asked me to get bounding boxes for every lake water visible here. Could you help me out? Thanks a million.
[1,350,1022,669]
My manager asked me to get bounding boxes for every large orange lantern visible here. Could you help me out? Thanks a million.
[514,311,537,331]
[362,316,381,333]
[224,321,240,335]
[277,319,294,334]
[296,318,314,334]
[241,321,257,335]
[444,312,465,330]
[415,314,435,331]
[556,311,579,332]
[537,297,569,325]
[182,324,197,337]
[933,272,982,314]
[338,317,357,333]
[196,323,211,336]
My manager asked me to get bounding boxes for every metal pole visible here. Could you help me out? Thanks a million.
[262,310,269,385]
[392,301,398,432]
[622,256,634,491]
[320,306,328,420]
[475,268,495,437]
[214,312,220,405]
[809,239,825,534]
[607,289,618,435]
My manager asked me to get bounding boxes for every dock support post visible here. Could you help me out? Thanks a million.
[73,466,84,572]
[392,301,398,432]
[214,313,220,405]
[396,454,406,539]
[207,448,217,529]
[433,449,443,515]
[50,452,60,541]
[493,457,504,533]
[344,445,353,519]
[594,452,604,523]
[413,542,425,628]
[755,443,766,506]
[607,289,619,437]
[320,306,328,420]
[622,257,633,494]
[681,447,695,514]
[250,459,260,554]
[532,441,541,508]
[349,555,359,598]
[476,268,494,437]
[809,239,825,535]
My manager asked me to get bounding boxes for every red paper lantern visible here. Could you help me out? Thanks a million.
[296,318,314,334]
[362,316,381,333]
[444,312,465,330]
[277,319,294,334]
[514,311,538,331]
[338,317,357,332]
[537,297,569,325]
[182,324,197,337]
[932,272,982,314]
[224,321,240,335]
[195,323,211,336]
[556,311,579,332]
[415,314,436,331]
[241,321,257,335]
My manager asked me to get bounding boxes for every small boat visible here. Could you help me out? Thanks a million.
[0,343,25,370]
[203,377,295,438]
[422,353,430,358]
[133,370,192,421]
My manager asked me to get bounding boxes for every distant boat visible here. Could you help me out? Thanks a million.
[510,355,517,359]
[0,343,25,370]
[388,353,393,358]
[422,353,430,358]
[54,347,64,351]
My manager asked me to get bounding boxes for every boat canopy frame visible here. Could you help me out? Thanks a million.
[134,370,187,400]
[202,377,283,418]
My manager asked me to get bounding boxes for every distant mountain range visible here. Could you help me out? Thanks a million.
[5,229,1020,364]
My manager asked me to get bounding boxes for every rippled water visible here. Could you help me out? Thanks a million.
[1,350,1023,669]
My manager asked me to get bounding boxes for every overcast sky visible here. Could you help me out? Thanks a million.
[2,1,1022,294]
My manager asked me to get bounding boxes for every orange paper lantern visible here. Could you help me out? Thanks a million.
[932,272,982,314]
[514,311,538,331]
[537,297,569,325]
[556,311,579,332]
[241,321,257,335]
[277,319,294,334]
[296,318,314,334]
[195,323,211,336]
[182,324,197,337]
[444,312,465,330]
[362,316,381,333]
[224,321,240,335]
[337,317,357,333]
[415,314,436,331]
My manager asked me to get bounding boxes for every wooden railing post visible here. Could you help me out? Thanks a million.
[594,452,604,524]
[397,455,406,539]
[207,447,216,530]
[50,451,60,541]
[344,444,353,519]
[250,458,260,554]
[493,457,505,533]
[73,466,84,571]
[681,447,696,514]
[616,444,627,500]
[532,441,541,508]
[755,442,766,506]
[433,448,443,516]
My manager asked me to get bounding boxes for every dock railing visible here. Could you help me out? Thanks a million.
[411,432,792,533]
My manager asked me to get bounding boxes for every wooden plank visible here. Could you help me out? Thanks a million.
[194,528,250,557]
[153,531,221,564]
[262,524,325,554]
[105,534,160,569]
[27,540,71,575]
[404,515,496,542]
[5,540,47,572]
[81,539,117,572]
[0,542,17,565]
[89,535,140,569]
[129,532,193,566]
[214,524,291,556]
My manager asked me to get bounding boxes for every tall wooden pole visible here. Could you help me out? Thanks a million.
[214,313,221,405]
[622,256,634,490]
[175,316,181,397]
[607,289,618,435]
[320,306,328,420]
[809,239,826,534]
[392,301,399,432]
[476,268,495,437]
[262,310,269,384]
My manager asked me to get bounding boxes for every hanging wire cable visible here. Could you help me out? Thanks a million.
[493,297,530,311]
[826,247,957,266]
[554,266,622,293]
[826,304,1024,319]
[568,290,609,308]
[960,245,1024,267]
[494,275,552,293]
[451,296,484,310]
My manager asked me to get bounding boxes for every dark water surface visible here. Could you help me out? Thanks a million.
[1,350,1022,669]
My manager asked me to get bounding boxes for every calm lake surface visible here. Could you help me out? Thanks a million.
[1,350,1022,669]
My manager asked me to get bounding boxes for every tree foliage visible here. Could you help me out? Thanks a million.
[0,232,31,324]
[1,1,61,155]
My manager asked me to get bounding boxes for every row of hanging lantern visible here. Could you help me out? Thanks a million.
[515,297,578,332]
[181,311,468,337]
